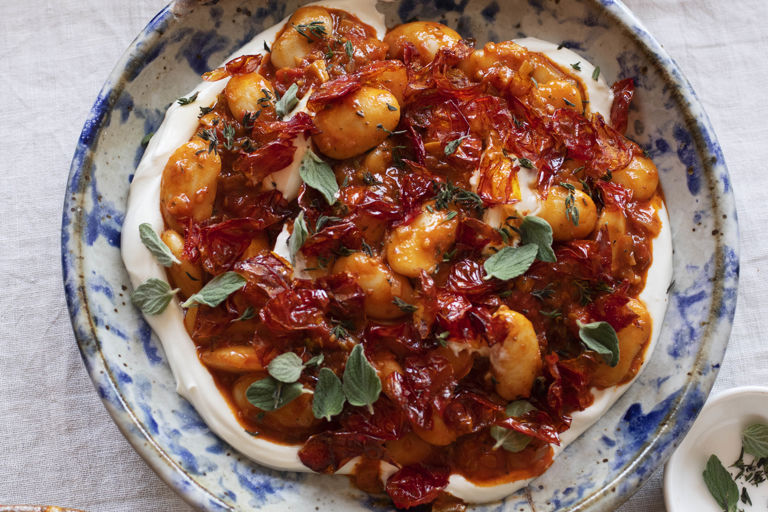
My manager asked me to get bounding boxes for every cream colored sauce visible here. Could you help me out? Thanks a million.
[121,5,672,503]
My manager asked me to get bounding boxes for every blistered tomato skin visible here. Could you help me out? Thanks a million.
[152,8,666,508]
[313,87,401,159]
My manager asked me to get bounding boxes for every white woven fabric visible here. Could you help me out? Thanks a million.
[0,0,764,510]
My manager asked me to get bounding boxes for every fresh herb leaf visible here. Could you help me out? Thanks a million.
[267,352,304,383]
[578,321,620,366]
[563,97,576,107]
[592,66,601,81]
[436,331,450,347]
[312,368,346,421]
[743,423,768,458]
[519,216,556,263]
[222,122,236,151]
[246,377,303,411]
[299,149,339,205]
[198,128,219,154]
[231,306,255,323]
[141,132,154,146]
[362,172,382,185]
[294,20,327,41]
[703,454,739,512]
[342,344,381,413]
[180,271,246,308]
[392,297,417,313]
[331,324,349,339]
[540,309,562,319]
[275,83,299,119]
[518,157,535,169]
[315,215,342,232]
[444,210,458,222]
[559,182,580,226]
[741,486,752,506]
[177,92,199,106]
[490,401,538,452]
[289,211,308,263]
[571,61,582,71]
[489,425,531,453]
[530,76,538,88]
[131,278,178,315]
[345,40,354,59]
[506,400,537,418]
[361,239,373,257]
[442,248,457,263]
[432,182,484,212]
[242,110,260,130]
[305,354,324,367]
[531,284,555,300]
[444,135,468,155]
[139,223,180,267]
[386,103,398,111]
[483,244,538,281]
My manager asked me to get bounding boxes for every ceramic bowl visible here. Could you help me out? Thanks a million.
[61,0,739,510]
[664,387,768,512]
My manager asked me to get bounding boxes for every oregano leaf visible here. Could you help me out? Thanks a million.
[139,223,180,267]
[489,425,532,453]
[483,243,538,281]
[245,377,303,411]
[305,354,325,367]
[342,344,381,413]
[506,400,537,418]
[267,352,304,383]
[299,149,338,205]
[490,400,538,453]
[275,83,299,119]
[180,271,246,308]
[312,368,346,421]
[289,211,308,263]
[578,321,620,367]
[520,216,556,263]
[130,278,178,315]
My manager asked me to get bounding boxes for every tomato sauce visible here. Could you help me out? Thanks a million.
[161,9,664,508]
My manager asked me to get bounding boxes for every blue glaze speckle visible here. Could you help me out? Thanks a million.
[61,0,739,510]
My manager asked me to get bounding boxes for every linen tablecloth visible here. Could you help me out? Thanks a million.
[1,0,765,510]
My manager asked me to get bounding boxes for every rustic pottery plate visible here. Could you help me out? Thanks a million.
[62,0,739,510]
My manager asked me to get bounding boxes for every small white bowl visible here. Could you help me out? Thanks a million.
[664,386,768,511]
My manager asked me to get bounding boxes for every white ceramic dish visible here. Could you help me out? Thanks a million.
[665,386,768,511]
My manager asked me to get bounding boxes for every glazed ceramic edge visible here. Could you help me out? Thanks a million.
[60,5,233,512]
[59,1,740,511]
[567,1,740,511]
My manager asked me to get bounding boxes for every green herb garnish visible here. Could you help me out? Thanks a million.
[180,271,246,308]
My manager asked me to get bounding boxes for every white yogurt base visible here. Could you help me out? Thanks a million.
[121,2,672,503]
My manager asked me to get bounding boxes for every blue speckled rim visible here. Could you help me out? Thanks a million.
[61,4,233,511]
[61,0,739,510]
